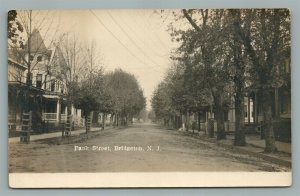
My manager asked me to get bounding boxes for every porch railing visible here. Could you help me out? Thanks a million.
[42,113,57,122]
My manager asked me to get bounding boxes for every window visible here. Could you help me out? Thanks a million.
[27,73,33,84]
[36,74,42,88]
[56,81,60,89]
[61,84,64,93]
[37,55,43,62]
[280,95,291,114]
[51,80,56,92]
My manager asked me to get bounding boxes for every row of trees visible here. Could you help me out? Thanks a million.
[8,10,146,130]
[151,9,290,152]
[73,68,146,128]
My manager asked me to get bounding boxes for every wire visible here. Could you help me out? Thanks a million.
[108,10,169,59]
[138,10,172,50]
[106,11,166,71]
[89,10,161,73]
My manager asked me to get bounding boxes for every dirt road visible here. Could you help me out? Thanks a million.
[9,123,289,172]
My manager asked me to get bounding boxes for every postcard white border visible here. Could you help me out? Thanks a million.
[9,172,292,188]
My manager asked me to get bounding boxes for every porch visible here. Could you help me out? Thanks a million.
[42,113,67,122]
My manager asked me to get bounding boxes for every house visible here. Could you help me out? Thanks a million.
[8,29,83,133]
[8,54,40,132]
[225,60,291,140]
[181,59,291,141]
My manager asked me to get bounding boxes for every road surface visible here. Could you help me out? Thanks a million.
[9,123,288,172]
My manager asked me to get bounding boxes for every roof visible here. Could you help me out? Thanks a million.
[7,48,28,70]
[8,57,27,70]
[7,48,24,64]
[7,29,52,68]
[23,29,50,55]
[48,46,68,75]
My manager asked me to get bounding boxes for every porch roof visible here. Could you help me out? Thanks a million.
[43,94,60,99]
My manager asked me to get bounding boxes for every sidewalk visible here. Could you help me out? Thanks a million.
[8,127,102,144]
[228,134,291,154]
[184,129,291,154]
[181,129,291,167]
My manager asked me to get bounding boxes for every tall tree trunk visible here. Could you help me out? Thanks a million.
[85,114,88,133]
[102,113,105,130]
[116,113,119,127]
[215,102,226,140]
[262,90,277,153]
[214,92,226,140]
[234,91,246,146]
[186,112,189,131]
[230,9,246,146]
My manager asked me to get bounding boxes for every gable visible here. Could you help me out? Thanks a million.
[23,29,49,55]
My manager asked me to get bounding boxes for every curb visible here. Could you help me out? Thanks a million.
[8,126,112,144]
[180,131,291,168]
[215,141,292,168]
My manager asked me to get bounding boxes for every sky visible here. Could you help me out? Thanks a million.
[25,9,179,110]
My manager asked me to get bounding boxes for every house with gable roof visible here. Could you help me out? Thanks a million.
[8,29,83,133]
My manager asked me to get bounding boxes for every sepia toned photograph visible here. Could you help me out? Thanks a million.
[8,9,291,188]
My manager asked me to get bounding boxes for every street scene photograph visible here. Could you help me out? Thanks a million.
[8,9,291,187]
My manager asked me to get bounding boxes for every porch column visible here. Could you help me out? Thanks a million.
[247,96,250,124]
[56,99,60,122]
[254,92,258,125]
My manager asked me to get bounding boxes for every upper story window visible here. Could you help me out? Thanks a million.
[56,80,60,90]
[60,83,64,94]
[37,55,43,62]
[51,80,56,92]
[36,74,42,88]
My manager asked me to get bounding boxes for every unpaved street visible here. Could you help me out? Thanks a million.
[9,123,289,172]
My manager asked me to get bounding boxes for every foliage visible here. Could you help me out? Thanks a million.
[154,9,290,150]
[73,69,108,117]
[228,9,290,152]
[151,81,173,120]
[104,69,146,123]
[8,10,24,47]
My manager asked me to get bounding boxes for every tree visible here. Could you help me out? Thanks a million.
[229,9,290,152]
[58,33,85,123]
[8,10,24,47]
[168,9,232,139]
[148,110,157,123]
[162,9,290,151]
[105,69,146,126]
[8,10,62,132]
[71,41,110,131]
[151,81,174,127]
[9,10,60,87]
[224,9,261,146]
[73,69,106,132]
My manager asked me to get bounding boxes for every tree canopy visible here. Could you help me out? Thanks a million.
[105,69,146,124]
[152,9,290,151]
